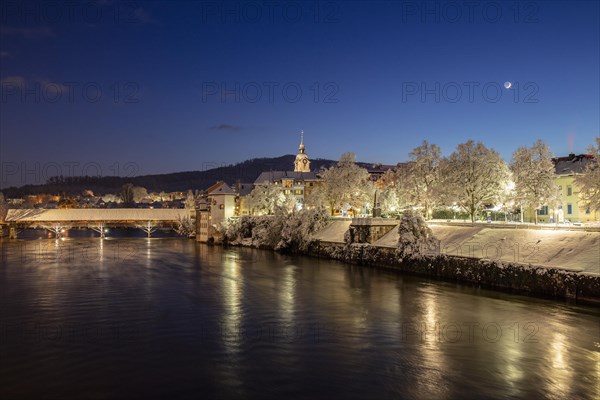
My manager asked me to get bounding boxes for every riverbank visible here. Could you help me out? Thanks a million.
[225,218,600,305]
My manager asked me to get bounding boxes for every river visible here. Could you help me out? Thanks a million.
[0,238,598,399]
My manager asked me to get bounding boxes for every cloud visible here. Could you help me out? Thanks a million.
[209,124,242,132]
[0,26,55,37]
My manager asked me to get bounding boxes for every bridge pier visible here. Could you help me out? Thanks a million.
[139,221,157,238]
[91,223,106,238]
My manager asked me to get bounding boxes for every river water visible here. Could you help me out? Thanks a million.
[0,238,598,399]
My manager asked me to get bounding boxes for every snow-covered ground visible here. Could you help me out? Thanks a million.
[373,224,599,274]
[311,220,352,243]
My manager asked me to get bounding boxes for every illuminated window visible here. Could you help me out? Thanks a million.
[284,189,291,194]
[295,189,303,195]
[219,204,224,209]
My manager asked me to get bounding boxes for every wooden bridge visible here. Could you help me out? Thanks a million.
[3,208,192,238]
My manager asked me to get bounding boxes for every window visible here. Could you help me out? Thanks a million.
[282,179,293,188]
[538,206,548,215]
[284,189,291,195]
[567,204,572,214]
[558,185,562,191]
[219,204,224,209]
[567,185,572,196]
[586,208,591,214]
[295,189,303,195]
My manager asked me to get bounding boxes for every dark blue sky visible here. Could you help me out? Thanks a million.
[1,0,598,187]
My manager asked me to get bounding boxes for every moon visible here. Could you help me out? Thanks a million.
[504,81,512,89]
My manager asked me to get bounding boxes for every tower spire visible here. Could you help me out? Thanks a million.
[299,130,305,153]
[294,129,310,172]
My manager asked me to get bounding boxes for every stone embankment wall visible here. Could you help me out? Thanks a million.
[305,241,600,305]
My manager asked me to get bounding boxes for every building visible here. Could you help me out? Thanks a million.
[206,181,237,223]
[534,153,598,223]
[294,130,311,172]
[254,135,319,206]
[234,182,254,216]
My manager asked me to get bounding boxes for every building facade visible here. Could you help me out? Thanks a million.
[533,154,599,223]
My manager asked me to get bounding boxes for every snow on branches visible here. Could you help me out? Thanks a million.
[397,210,439,260]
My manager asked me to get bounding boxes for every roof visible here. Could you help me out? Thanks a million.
[236,183,254,196]
[5,208,189,223]
[553,154,595,175]
[254,170,319,185]
[207,181,236,195]
[365,164,398,174]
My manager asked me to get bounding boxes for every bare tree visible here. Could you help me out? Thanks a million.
[511,140,558,224]
[120,183,135,206]
[443,140,510,223]
[576,137,600,212]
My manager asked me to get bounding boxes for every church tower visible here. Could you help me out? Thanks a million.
[294,130,311,172]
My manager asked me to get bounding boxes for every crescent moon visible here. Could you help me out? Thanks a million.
[504,81,512,89]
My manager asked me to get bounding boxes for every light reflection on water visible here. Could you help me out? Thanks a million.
[0,238,598,399]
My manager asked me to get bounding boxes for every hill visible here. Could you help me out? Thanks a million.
[1,155,343,197]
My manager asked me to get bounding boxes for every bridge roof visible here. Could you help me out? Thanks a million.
[5,208,190,223]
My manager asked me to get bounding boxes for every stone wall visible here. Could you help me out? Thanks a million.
[307,241,600,305]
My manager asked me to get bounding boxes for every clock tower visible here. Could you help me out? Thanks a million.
[294,130,311,172]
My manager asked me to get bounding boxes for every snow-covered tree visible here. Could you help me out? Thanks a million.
[511,140,558,224]
[276,207,330,251]
[404,140,443,219]
[132,186,148,203]
[379,187,402,217]
[102,193,118,203]
[397,210,439,259]
[245,184,296,215]
[184,190,196,209]
[442,140,511,223]
[175,215,195,237]
[576,137,600,211]
[317,152,374,216]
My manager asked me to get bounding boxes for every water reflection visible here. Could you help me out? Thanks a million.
[278,265,296,325]
[0,240,598,400]
[547,332,573,398]
[221,252,243,353]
